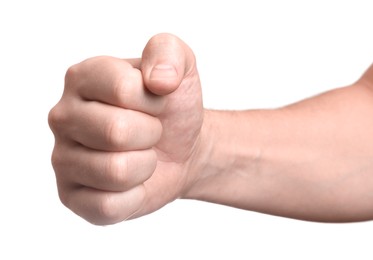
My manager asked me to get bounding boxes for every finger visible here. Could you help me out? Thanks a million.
[65,56,165,116]
[52,143,157,192]
[54,99,162,151]
[59,185,146,225]
[141,33,196,96]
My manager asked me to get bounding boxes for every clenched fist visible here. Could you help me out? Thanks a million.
[48,34,204,225]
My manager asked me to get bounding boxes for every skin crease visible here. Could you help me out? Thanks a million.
[49,33,373,225]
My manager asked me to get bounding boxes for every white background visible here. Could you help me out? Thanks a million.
[1,0,373,259]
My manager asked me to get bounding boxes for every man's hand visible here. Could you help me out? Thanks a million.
[48,34,204,225]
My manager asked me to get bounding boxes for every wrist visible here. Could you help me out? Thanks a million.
[181,109,264,205]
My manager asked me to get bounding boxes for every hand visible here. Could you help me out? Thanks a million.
[48,34,204,225]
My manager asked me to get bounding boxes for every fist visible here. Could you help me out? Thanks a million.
[48,34,203,225]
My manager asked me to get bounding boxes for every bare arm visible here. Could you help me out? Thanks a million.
[49,33,373,225]
[185,64,373,222]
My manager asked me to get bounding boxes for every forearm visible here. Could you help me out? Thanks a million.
[185,83,373,222]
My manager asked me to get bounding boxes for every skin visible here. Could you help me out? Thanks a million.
[49,33,373,225]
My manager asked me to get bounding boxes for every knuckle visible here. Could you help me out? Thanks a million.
[65,64,78,80]
[111,68,140,106]
[105,153,128,186]
[112,75,128,101]
[104,115,130,148]
[97,194,121,223]
[64,64,81,89]
[50,147,62,170]
[105,118,120,146]
[50,147,70,185]
[53,171,73,211]
[48,105,68,133]
[57,186,71,210]
[64,57,103,91]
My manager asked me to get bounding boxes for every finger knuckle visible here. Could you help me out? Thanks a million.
[50,147,63,170]
[105,153,129,186]
[64,57,102,91]
[97,194,121,223]
[112,69,140,106]
[57,186,71,210]
[105,115,130,148]
[48,105,68,133]
[112,75,128,101]
[64,64,81,89]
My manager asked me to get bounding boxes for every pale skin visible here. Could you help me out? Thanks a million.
[49,33,373,225]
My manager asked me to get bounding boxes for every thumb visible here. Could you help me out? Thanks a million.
[141,33,196,96]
